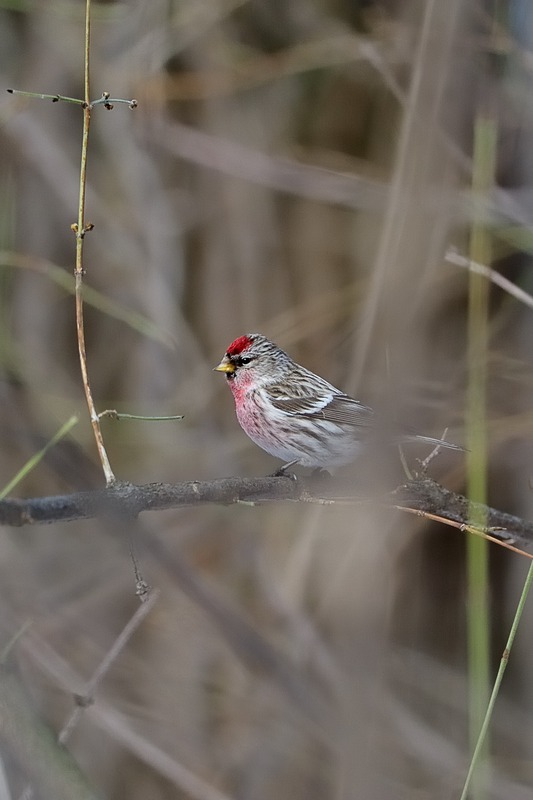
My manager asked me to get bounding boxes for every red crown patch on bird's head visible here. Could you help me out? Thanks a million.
[226,334,255,357]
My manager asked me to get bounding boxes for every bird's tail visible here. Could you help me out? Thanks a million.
[404,434,465,452]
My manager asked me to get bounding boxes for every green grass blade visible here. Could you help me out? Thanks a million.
[0,251,176,349]
[460,561,533,800]
[0,415,78,499]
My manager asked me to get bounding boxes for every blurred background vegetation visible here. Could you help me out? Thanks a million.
[1,0,533,797]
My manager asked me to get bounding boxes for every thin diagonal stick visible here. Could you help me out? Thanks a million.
[58,589,160,745]
[18,590,160,800]
[74,0,115,485]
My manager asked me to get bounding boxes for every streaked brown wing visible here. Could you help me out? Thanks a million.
[270,392,375,429]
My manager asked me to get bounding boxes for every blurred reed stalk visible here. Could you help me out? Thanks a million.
[463,109,533,799]
[465,112,497,798]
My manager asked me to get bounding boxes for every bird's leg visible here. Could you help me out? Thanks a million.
[270,460,298,479]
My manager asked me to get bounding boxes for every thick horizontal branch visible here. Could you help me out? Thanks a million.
[0,477,302,526]
[0,476,532,550]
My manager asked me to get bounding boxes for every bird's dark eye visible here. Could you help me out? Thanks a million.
[240,357,253,365]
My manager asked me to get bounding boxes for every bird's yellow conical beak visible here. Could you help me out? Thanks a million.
[214,358,235,374]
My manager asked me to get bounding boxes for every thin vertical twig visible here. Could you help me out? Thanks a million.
[74,0,116,486]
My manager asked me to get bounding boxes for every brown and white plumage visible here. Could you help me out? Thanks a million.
[215,333,462,469]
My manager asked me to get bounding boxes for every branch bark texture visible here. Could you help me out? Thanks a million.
[0,477,532,551]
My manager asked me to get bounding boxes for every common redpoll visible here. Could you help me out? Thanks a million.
[215,333,462,470]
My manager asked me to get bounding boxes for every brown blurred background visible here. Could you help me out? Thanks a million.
[1,1,533,798]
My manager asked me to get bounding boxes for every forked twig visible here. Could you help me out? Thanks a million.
[417,428,451,472]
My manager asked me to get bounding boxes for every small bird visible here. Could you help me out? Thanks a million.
[215,333,462,471]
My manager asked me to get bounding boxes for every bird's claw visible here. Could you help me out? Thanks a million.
[308,467,333,489]
[311,468,332,478]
